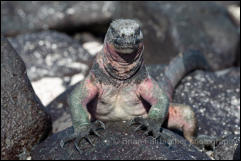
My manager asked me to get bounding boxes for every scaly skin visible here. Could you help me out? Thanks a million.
[60,19,215,152]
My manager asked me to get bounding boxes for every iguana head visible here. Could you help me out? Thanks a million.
[104,19,143,54]
[101,19,144,80]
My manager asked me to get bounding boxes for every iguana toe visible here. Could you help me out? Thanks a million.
[92,130,101,138]
[60,133,78,149]
[73,132,92,154]
[134,124,144,132]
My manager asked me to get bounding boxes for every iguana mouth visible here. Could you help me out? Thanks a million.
[113,45,137,54]
[113,41,139,54]
[105,42,144,61]
[111,34,142,54]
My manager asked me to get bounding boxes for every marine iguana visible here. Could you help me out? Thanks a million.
[60,19,215,152]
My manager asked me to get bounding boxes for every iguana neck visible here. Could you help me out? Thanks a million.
[102,42,144,80]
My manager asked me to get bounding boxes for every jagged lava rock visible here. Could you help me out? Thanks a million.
[1,36,51,160]
[31,121,211,160]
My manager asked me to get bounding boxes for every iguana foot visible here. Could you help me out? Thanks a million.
[130,117,173,147]
[60,120,105,153]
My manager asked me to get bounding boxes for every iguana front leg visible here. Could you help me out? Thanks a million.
[133,77,170,140]
[60,74,105,152]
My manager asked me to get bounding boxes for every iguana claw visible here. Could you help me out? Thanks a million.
[96,120,106,130]
[60,133,78,149]
[131,117,174,147]
[143,130,150,136]
[134,124,144,132]
[60,120,105,154]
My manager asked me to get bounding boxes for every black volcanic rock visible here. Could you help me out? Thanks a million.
[31,121,211,160]
[1,36,51,160]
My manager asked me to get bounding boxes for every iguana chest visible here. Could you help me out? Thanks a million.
[95,84,148,121]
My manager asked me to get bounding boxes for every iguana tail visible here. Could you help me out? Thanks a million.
[164,49,211,97]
